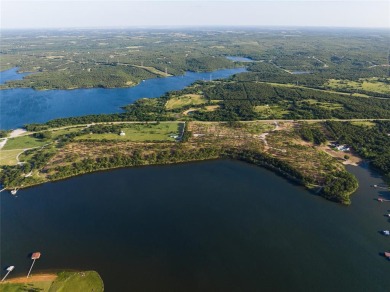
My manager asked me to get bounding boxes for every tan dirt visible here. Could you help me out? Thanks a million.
[10,129,28,138]
[3,273,57,283]
[318,145,362,166]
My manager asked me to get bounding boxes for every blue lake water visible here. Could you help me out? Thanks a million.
[226,56,255,62]
[1,160,389,291]
[0,67,246,130]
[0,67,30,85]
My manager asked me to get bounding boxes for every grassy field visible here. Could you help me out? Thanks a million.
[48,271,103,292]
[258,81,370,98]
[75,122,182,141]
[325,78,390,95]
[0,149,23,165]
[132,65,171,77]
[51,127,85,139]
[2,136,47,150]
[0,281,53,292]
[254,105,290,118]
[350,121,376,128]
[0,271,103,292]
[166,94,208,110]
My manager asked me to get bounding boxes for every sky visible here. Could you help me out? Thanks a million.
[1,0,389,29]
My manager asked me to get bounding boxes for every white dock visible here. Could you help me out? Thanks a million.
[1,266,15,282]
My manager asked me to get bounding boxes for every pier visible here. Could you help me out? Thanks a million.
[27,252,41,278]
[1,266,15,282]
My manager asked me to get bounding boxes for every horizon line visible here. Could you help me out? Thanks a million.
[2,25,389,31]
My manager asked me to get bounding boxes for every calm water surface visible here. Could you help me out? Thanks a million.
[226,56,255,62]
[0,67,246,129]
[1,160,389,291]
[0,67,30,85]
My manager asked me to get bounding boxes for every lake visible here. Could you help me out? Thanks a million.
[0,67,30,84]
[226,56,255,62]
[0,67,246,130]
[1,160,389,291]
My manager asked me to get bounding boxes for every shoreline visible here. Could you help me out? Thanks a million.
[2,273,57,284]
[2,153,357,205]
[0,270,104,291]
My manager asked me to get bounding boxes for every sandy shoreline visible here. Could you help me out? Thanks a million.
[2,273,57,284]
[10,128,28,138]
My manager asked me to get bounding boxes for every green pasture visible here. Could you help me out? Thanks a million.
[76,122,182,141]
[326,78,390,95]
[0,271,103,292]
[2,136,47,150]
[166,94,208,110]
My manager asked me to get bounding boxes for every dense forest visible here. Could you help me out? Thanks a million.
[1,28,389,91]
[23,79,390,130]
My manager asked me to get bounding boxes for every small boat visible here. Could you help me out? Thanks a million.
[385,252,390,258]
[382,230,390,236]
[31,252,41,260]
[387,214,390,217]
[10,188,18,195]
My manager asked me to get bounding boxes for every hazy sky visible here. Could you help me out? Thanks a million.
[1,0,389,29]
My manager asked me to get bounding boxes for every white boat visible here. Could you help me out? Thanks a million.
[10,188,18,195]
[382,230,390,236]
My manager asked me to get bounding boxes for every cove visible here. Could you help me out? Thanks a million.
[0,67,246,130]
[1,160,389,291]
[0,67,30,85]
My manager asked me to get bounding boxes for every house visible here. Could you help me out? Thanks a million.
[336,145,350,152]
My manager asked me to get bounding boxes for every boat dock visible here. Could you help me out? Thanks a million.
[27,252,41,278]
[1,266,15,282]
